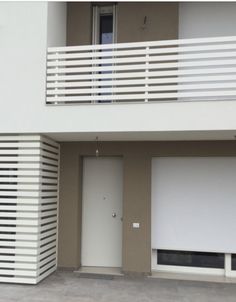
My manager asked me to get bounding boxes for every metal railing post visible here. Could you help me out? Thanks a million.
[145,46,149,103]
[54,52,59,105]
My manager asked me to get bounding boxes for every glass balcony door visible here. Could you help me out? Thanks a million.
[92,5,116,45]
[92,5,117,102]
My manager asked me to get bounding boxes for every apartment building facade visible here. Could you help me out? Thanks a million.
[1,1,236,284]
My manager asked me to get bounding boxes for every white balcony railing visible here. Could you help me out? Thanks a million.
[46,36,236,105]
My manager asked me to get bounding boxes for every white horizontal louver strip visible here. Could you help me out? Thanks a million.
[47,35,236,52]
[46,36,236,104]
[0,135,59,284]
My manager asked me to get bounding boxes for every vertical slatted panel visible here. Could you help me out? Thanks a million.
[0,135,59,284]
[46,36,236,104]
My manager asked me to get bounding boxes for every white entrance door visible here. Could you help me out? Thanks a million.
[81,157,123,267]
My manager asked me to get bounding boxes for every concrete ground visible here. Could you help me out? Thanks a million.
[1,271,236,302]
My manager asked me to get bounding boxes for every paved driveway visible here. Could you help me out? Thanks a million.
[1,271,236,302]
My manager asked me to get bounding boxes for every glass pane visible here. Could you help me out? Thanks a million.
[157,250,225,269]
[232,254,236,270]
[100,15,113,44]
[98,14,113,102]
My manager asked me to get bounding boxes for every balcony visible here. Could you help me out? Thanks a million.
[46,36,236,105]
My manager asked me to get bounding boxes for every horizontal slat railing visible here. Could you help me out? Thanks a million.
[46,36,236,104]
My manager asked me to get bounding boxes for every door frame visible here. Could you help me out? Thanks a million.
[92,4,117,44]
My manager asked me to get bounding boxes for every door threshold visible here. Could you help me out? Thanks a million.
[75,266,124,279]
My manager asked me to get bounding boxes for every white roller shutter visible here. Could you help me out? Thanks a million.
[152,157,236,253]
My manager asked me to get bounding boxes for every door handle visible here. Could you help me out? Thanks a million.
[112,213,116,218]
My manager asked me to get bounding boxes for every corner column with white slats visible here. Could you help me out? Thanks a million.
[0,135,59,284]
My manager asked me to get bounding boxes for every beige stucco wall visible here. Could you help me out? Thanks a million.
[67,2,178,45]
[58,141,236,274]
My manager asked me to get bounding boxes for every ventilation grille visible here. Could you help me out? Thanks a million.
[0,135,59,284]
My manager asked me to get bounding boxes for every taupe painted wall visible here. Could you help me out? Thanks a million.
[117,2,178,43]
[58,141,236,274]
[67,2,178,45]
[67,2,92,45]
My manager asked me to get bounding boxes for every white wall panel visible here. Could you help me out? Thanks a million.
[0,135,59,284]
[152,157,236,253]
[47,2,67,47]
[179,3,236,38]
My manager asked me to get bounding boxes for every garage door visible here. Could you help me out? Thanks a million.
[152,157,236,254]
